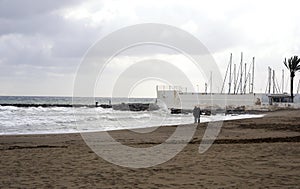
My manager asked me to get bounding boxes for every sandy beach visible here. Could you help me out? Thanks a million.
[0,109,299,188]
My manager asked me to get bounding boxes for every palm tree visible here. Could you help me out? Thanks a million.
[283,56,300,102]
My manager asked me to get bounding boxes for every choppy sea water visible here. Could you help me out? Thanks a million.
[0,96,264,135]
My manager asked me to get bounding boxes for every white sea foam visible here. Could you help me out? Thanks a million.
[0,105,264,135]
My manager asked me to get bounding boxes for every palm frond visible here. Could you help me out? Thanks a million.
[289,58,293,69]
[296,64,300,71]
[283,58,288,68]
[284,56,300,71]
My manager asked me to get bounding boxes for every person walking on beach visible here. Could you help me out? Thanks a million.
[193,106,201,124]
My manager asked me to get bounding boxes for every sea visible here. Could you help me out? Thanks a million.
[0,96,264,135]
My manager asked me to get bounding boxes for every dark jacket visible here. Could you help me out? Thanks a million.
[193,107,201,117]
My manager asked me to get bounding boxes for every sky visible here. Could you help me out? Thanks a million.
[0,0,300,97]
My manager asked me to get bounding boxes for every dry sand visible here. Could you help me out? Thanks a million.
[0,110,299,188]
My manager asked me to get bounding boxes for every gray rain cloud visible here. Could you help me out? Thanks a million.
[0,0,299,96]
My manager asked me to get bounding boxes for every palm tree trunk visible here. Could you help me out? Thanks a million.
[291,76,294,102]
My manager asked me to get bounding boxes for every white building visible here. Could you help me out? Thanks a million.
[156,86,300,110]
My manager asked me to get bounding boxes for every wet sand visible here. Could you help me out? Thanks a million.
[0,110,299,188]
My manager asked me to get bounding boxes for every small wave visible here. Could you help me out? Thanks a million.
[0,105,19,111]
[131,114,151,119]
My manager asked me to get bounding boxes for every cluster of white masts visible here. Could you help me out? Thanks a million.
[266,65,300,95]
[219,52,255,94]
[216,53,300,95]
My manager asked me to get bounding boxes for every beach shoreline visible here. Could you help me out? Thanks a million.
[0,109,299,188]
[0,113,264,136]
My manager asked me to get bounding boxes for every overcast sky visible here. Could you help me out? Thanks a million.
[1,0,300,97]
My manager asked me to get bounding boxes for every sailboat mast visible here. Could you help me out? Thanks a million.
[228,53,232,94]
[282,69,284,93]
[251,57,255,93]
[240,52,243,94]
[272,69,275,94]
[268,67,271,94]
[244,63,247,94]
[210,71,213,94]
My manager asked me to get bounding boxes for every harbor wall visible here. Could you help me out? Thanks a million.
[157,90,269,109]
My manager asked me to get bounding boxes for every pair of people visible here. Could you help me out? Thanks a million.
[193,106,201,123]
